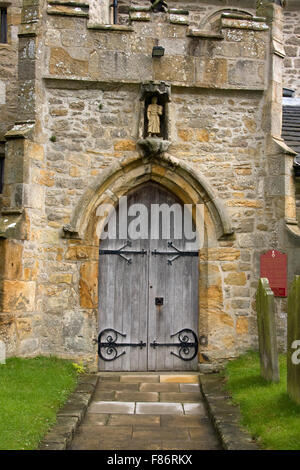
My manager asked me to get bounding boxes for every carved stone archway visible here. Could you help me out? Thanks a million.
[63,153,234,370]
[65,153,233,242]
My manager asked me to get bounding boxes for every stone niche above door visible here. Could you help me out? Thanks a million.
[138,81,172,157]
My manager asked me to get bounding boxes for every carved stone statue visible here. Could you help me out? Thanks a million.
[150,0,168,13]
[147,97,163,136]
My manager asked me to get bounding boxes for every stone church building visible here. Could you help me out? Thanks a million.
[0,0,299,371]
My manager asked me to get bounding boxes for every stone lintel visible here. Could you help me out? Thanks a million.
[168,9,189,15]
[221,17,269,31]
[129,12,151,22]
[1,208,24,215]
[46,5,88,17]
[169,15,189,26]
[43,76,266,93]
[4,123,35,140]
[86,24,133,32]
[221,12,266,22]
[43,77,141,90]
[48,0,89,6]
[187,29,224,40]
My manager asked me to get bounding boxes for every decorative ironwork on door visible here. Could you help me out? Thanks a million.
[97,328,199,362]
[99,240,147,264]
[150,329,199,361]
[152,241,199,265]
[98,328,146,361]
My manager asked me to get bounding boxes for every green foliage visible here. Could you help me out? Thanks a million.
[49,135,57,142]
[224,351,300,450]
[72,361,86,374]
[0,356,78,450]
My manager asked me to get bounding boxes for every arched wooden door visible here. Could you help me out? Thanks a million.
[98,183,199,371]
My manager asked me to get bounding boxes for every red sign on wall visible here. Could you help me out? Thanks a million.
[260,250,287,297]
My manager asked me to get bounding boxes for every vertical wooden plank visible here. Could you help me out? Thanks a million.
[147,184,159,371]
[98,237,108,370]
[148,183,199,371]
[98,182,199,371]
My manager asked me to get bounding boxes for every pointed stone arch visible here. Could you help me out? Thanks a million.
[62,154,235,371]
[64,153,233,244]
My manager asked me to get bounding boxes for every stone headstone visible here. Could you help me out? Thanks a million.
[287,276,300,405]
[0,340,6,364]
[256,278,280,382]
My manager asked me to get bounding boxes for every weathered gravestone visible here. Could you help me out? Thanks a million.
[256,278,280,382]
[287,276,300,405]
[0,340,6,364]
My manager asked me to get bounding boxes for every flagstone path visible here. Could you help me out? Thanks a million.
[70,373,221,450]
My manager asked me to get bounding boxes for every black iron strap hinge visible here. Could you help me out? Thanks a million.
[152,241,199,265]
[99,240,147,264]
[98,329,146,361]
[150,329,199,361]
[97,329,207,362]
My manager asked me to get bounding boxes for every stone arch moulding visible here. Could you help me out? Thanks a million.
[63,154,234,243]
[199,8,254,31]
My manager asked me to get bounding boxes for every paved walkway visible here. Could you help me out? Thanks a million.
[70,373,221,450]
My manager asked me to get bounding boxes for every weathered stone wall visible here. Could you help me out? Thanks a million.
[35,3,269,366]
[39,85,265,363]
[0,0,294,368]
[283,4,300,96]
[88,0,257,29]
[0,0,22,141]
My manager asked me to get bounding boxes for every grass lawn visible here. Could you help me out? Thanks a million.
[0,356,78,450]
[224,351,300,450]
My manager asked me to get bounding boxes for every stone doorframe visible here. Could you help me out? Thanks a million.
[63,153,234,370]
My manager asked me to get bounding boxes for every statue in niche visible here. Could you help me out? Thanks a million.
[147,96,163,136]
[150,0,168,13]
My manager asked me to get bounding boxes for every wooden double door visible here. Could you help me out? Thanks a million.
[98,183,199,371]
